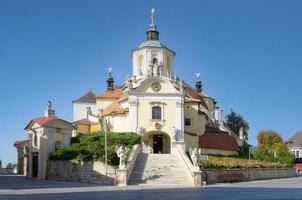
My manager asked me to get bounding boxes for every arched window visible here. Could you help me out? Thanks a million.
[152,106,161,120]
[138,55,143,68]
[152,57,158,65]
[54,141,61,150]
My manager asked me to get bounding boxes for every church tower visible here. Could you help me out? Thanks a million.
[131,9,176,79]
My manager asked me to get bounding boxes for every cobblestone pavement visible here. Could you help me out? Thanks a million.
[0,174,302,200]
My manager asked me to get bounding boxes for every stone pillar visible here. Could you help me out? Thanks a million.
[23,154,28,177]
[176,99,184,141]
[129,97,138,132]
[116,169,127,186]
[192,171,203,187]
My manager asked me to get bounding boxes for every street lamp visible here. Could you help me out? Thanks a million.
[99,109,108,176]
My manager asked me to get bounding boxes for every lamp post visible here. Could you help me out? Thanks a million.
[104,119,108,176]
[99,109,108,176]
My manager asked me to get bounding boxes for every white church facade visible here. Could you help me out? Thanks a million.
[73,10,240,155]
[15,10,241,182]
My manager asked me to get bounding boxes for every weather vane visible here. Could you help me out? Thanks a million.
[151,8,155,25]
[196,73,201,79]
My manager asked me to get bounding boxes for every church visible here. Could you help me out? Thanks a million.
[15,10,241,183]
[73,9,240,156]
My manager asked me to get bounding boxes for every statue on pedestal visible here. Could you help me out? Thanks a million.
[171,126,178,141]
[116,145,128,169]
[189,147,203,169]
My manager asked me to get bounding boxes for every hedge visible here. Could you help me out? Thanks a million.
[49,132,141,166]
[199,156,289,169]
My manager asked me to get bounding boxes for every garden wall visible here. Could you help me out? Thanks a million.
[203,168,297,184]
[46,160,116,185]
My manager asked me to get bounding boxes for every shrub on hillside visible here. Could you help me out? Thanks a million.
[49,132,141,166]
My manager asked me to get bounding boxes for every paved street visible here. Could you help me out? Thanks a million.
[0,174,302,200]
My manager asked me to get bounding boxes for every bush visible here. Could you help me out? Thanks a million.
[253,130,294,165]
[199,156,289,169]
[49,132,141,166]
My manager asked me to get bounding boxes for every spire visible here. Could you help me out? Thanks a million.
[106,67,114,90]
[195,73,202,93]
[146,8,159,41]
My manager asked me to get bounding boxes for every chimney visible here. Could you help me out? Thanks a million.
[45,101,55,117]
[195,73,202,93]
[106,67,114,90]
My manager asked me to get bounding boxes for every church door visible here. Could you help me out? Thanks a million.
[153,135,163,154]
[32,154,38,178]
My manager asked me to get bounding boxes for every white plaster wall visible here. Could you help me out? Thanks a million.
[110,114,130,132]
[289,147,302,158]
[96,99,113,111]
[73,102,97,121]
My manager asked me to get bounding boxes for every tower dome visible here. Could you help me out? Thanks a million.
[131,9,175,79]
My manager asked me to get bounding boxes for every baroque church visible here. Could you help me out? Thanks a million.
[73,10,240,155]
[14,10,241,183]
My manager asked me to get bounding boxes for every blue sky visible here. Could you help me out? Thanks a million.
[1,0,302,166]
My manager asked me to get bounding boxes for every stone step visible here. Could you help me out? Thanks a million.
[128,153,192,186]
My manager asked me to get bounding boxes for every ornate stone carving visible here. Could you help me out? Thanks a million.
[239,127,244,140]
[151,82,161,92]
[189,147,203,170]
[171,126,178,141]
[87,106,92,116]
[116,145,128,169]
[176,100,183,107]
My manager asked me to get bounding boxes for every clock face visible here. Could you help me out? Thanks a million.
[151,82,161,92]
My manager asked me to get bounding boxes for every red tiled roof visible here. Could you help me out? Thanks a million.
[25,116,57,130]
[97,88,123,99]
[184,86,208,109]
[14,140,28,147]
[199,126,240,152]
[32,116,57,126]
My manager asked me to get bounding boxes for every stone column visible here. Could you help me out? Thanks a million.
[176,99,184,141]
[129,97,138,132]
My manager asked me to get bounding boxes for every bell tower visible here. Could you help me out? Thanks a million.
[131,9,176,79]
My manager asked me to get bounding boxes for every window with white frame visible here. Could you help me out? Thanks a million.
[152,106,162,120]
[184,118,192,126]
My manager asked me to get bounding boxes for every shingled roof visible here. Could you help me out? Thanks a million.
[73,91,96,103]
[199,126,240,152]
[287,131,302,148]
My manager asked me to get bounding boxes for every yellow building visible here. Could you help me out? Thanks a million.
[74,11,240,156]
[24,102,74,179]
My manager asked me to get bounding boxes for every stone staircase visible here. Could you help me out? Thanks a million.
[128,153,192,186]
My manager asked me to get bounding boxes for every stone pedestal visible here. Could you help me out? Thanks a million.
[116,169,127,186]
[192,171,203,187]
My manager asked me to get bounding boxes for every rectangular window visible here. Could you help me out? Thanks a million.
[184,118,192,126]
[152,106,162,120]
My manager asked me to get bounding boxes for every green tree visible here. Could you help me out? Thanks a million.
[254,130,293,165]
[226,110,249,141]
[238,140,251,158]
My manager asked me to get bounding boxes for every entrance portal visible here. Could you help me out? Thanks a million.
[153,135,163,153]
[32,154,38,178]
[142,131,171,154]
